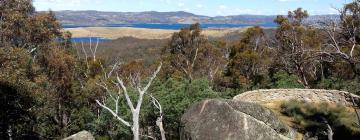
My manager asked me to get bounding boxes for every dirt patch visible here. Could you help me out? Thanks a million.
[64,27,247,39]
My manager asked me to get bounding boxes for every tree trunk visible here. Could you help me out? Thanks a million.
[157,118,166,140]
[7,125,12,140]
[326,123,334,140]
[187,73,193,84]
[350,95,360,125]
[299,67,309,88]
[132,111,140,140]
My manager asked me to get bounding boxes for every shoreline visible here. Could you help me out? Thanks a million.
[64,27,249,40]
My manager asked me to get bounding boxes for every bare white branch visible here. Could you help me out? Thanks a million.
[96,100,131,127]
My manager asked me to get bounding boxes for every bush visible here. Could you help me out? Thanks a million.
[272,71,304,88]
[317,77,360,96]
[281,100,360,139]
[149,78,220,139]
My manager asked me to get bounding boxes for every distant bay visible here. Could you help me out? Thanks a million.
[71,37,111,43]
[63,23,277,30]
[66,23,277,43]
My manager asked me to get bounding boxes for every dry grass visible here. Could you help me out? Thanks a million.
[258,101,359,140]
[64,27,248,39]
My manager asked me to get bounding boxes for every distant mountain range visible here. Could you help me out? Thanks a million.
[50,10,339,26]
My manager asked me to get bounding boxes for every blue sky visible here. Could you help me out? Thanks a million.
[34,0,348,16]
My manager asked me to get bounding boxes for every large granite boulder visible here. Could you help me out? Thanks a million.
[234,89,360,106]
[180,99,296,140]
[62,131,95,140]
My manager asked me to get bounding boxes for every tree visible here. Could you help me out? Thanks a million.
[0,47,39,139]
[0,82,36,139]
[319,1,360,77]
[197,41,227,88]
[96,63,163,140]
[0,0,61,49]
[226,26,272,89]
[149,78,220,139]
[0,0,34,47]
[118,60,149,86]
[274,8,323,88]
[37,46,78,137]
[162,23,207,83]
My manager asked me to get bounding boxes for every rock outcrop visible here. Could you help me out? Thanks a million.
[233,89,360,106]
[181,89,360,140]
[62,131,95,140]
[181,99,296,140]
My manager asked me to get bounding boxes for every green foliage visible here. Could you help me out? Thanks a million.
[317,77,360,95]
[149,78,220,138]
[281,101,360,139]
[3,1,360,139]
[0,82,37,139]
[272,70,304,88]
[226,26,272,89]
[0,0,62,49]
[94,93,133,139]
[161,23,226,85]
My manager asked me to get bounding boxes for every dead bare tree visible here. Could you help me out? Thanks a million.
[319,6,360,76]
[96,63,163,140]
[149,94,166,140]
[89,37,99,62]
[274,8,322,88]
[318,4,360,126]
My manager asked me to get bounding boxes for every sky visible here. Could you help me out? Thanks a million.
[33,0,349,16]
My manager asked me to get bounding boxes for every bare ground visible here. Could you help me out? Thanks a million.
[64,27,248,39]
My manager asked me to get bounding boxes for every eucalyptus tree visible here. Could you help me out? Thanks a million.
[96,63,163,140]
[0,0,61,50]
[274,8,323,88]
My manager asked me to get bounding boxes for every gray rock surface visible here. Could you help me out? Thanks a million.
[62,131,95,140]
[181,99,296,140]
[234,89,360,106]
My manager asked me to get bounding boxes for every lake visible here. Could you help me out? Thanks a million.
[71,37,111,43]
[67,23,277,43]
[64,23,277,30]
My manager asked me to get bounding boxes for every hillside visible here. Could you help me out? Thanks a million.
[52,10,339,26]
[94,37,168,64]
[53,10,276,25]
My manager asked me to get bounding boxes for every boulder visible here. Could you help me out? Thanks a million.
[180,99,296,140]
[62,131,95,140]
[233,89,360,106]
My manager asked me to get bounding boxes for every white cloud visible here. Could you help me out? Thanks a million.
[196,4,203,8]
[34,0,104,9]
[178,2,185,7]
[219,5,227,9]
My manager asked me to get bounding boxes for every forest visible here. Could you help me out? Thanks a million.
[1,0,360,140]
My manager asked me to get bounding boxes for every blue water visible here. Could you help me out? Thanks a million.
[67,23,277,43]
[63,23,277,30]
[71,37,111,43]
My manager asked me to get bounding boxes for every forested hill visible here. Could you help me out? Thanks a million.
[49,10,338,26]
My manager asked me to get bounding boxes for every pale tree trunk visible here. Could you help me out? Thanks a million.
[157,118,166,140]
[132,111,140,140]
[150,94,166,140]
[96,63,162,140]
[7,125,12,140]
[326,123,333,140]
[321,117,333,140]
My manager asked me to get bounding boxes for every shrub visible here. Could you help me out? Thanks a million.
[281,100,360,139]
[149,78,220,139]
[272,71,304,88]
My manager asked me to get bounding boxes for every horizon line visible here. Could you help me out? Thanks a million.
[38,10,340,17]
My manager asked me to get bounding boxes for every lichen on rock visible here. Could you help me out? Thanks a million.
[62,131,95,140]
[180,99,296,140]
